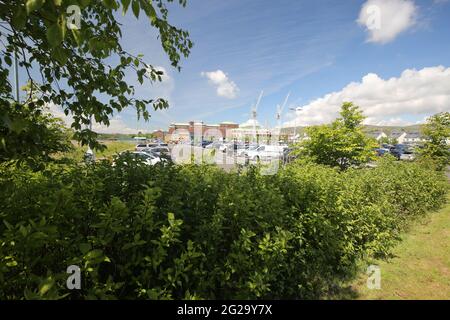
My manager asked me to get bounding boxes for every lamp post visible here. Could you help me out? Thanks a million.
[289,107,302,143]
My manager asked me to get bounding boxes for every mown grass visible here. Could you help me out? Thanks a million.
[342,193,450,300]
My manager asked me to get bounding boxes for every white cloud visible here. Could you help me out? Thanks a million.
[357,0,417,44]
[201,70,239,99]
[284,66,450,127]
[92,116,142,134]
[46,103,141,134]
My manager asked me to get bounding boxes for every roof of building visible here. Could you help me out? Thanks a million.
[239,119,261,129]
[405,132,423,138]
[390,131,406,138]
[220,121,238,125]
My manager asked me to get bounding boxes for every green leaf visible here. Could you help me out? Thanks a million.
[39,278,54,296]
[53,0,62,6]
[88,37,102,51]
[51,47,68,65]
[121,0,131,15]
[46,22,64,48]
[79,243,91,254]
[26,0,45,14]
[71,29,83,46]
[4,56,12,66]
[132,0,140,18]
[10,119,28,133]
[103,0,117,9]
[11,6,27,30]
[79,0,91,8]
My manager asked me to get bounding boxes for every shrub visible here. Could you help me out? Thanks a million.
[0,158,447,299]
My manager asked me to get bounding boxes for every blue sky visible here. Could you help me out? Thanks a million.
[50,0,450,132]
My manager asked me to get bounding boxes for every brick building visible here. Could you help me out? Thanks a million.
[168,121,239,142]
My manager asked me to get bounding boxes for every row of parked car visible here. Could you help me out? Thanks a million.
[111,142,172,166]
[374,144,416,161]
[201,141,293,162]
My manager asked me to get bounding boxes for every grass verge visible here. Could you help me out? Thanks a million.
[344,193,450,300]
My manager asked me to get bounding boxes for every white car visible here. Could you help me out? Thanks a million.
[135,142,168,152]
[400,152,415,161]
[219,143,229,153]
[245,145,287,161]
[237,144,258,157]
[118,151,161,165]
[143,146,170,157]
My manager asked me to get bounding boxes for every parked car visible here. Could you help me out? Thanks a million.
[282,147,298,163]
[245,145,286,161]
[117,151,161,166]
[399,147,415,161]
[135,142,168,151]
[204,141,222,150]
[237,144,258,157]
[218,143,229,153]
[200,141,213,148]
[389,144,416,160]
[374,147,390,157]
[143,146,170,158]
[135,143,150,152]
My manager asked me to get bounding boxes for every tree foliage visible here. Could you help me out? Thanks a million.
[419,112,450,170]
[0,100,73,169]
[1,80,73,168]
[0,0,193,149]
[299,102,377,170]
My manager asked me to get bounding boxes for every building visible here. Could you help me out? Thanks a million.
[367,131,388,141]
[230,119,269,142]
[390,131,408,144]
[152,129,168,142]
[167,121,239,142]
[403,132,425,144]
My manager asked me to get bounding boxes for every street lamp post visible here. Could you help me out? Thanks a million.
[289,107,301,143]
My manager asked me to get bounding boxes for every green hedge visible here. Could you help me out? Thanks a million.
[0,158,447,299]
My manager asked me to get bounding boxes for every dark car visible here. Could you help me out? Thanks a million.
[374,148,389,157]
[201,140,213,148]
[389,144,407,160]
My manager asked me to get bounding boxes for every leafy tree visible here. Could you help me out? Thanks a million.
[379,136,397,146]
[0,0,193,150]
[0,100,73,169]
[299,102,377,170]
[418,112,450,170]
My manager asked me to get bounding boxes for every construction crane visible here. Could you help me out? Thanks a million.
[275,92,290,129]
[251,90,263,141]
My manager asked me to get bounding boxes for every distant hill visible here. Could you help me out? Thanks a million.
[281,124,424,135]
[362,124,423,135]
